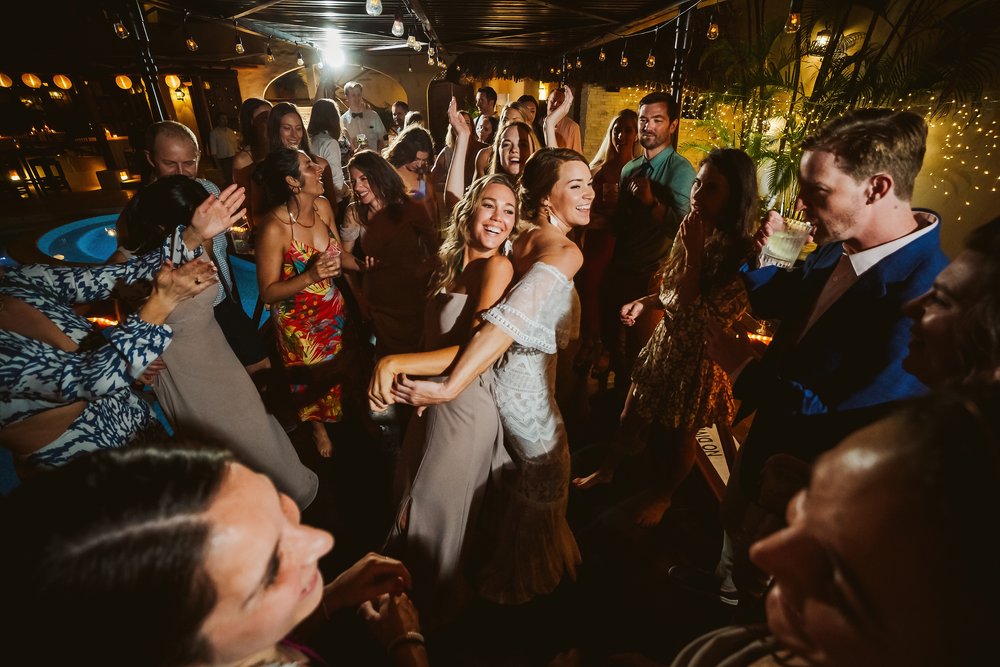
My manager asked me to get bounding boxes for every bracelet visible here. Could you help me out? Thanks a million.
[386,631,425,655]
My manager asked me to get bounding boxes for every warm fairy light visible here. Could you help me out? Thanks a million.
[21,73,41,89]
[0,73,11,88]
[365,0,383,17]
[115,75,132,90]
[164,74,181,89]
[52,74,72,90]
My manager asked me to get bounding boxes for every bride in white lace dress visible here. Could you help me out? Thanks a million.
[392,146,594,603]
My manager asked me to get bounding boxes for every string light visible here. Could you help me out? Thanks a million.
[265,44,274,63]
[784,0,802,33]
[113,14,130,40]
[428,41,436,57]
[598,46,606,62]
[234,20,245,55]
[646,28,658,68]
[365,0,383,17]
[620,40,629,68]
[707,15,720,40]
[576,52,582,69]
[296,51,304,66]
[392,11,405,37]
[184,12,198,51]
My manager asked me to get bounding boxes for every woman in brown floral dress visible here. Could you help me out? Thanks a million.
[573,148,759,526]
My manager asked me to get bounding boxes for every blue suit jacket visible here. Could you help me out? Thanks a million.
[732,218,948,493]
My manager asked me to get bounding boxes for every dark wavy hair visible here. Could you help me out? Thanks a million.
[238,97,271,152]
[253,146,304,212]
[308,98,342,140]
[267,102,314,156]
[346,149,408,225]
[126,175,210,254]
[384,125,434,168]
[0,447,233,667]
[655,147,758,292]
[517,147,589,222]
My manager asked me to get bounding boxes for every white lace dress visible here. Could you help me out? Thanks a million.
[477,262,582,603]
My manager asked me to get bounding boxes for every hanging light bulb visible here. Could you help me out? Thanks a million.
[646,51,655,68]
[428,42,436,57]
[365,0,383,17]
[576,53,582,69]
[233,21,245,54]
[707,15,720,40]
[427,52,434,66]
[407,57,413,73]
[295,51,304,66]
[265,44,274,63]
[784,0,802,33]
[620,41,629,68]
[183,12,198,51]
[113,14,130,40]
[414,40,423,52]
[407,30,417,49]
[392,11,405,37]
[598,46,606,62]
[814,25,833,48]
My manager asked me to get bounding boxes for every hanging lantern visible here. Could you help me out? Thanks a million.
[265,44,275,63]
[21,73,42,89]
[52,74,73,90]
[706,16,720,40]
[598,46,606,62]
[164,74,181,90]
[115,75,133,90]
[814,26,833,48]
[0,73,13,88]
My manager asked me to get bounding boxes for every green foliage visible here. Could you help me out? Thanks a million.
[684,0,1000,214]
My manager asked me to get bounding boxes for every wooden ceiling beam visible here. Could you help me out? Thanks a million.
[230,0,288,21]
[526,0,617,24]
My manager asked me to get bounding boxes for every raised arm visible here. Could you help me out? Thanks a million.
[542,86,573,149]
[444,98,472,211]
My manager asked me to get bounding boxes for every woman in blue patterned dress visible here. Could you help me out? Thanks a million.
[0,185,245,468]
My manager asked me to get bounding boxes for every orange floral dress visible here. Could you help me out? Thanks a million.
[272,234,347,423]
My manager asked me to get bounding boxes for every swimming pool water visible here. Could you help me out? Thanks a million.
[36,214,120,264]
[35,215,264,323]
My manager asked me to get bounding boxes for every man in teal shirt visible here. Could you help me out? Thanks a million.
[602,92,696,386]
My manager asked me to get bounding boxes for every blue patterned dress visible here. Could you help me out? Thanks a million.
[0,228,196,466]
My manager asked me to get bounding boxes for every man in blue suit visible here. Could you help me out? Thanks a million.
[683,109,949,603]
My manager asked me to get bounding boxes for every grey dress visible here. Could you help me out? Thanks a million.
[153,286,319,509]
[388,291,505,624]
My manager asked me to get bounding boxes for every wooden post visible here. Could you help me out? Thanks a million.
[125,0,168,121]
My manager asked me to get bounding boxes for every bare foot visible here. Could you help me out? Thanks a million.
[313,423,333,458]
[572,467,614,489]
[633,495,672,527]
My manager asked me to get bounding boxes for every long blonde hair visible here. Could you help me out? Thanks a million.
[488,121,539,177]
[430,173,521,295]
[589,109,639,172]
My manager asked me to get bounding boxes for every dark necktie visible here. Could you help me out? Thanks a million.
[352,112,364,119]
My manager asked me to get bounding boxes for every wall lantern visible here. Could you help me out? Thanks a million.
[22,73,42,89]
[115,75,133,90]
[164,74,181,89]
[0,73,12,88]
[52,74,73,90]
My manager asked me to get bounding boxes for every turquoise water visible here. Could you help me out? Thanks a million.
[35,215,263,322]
[36,214,120,264]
